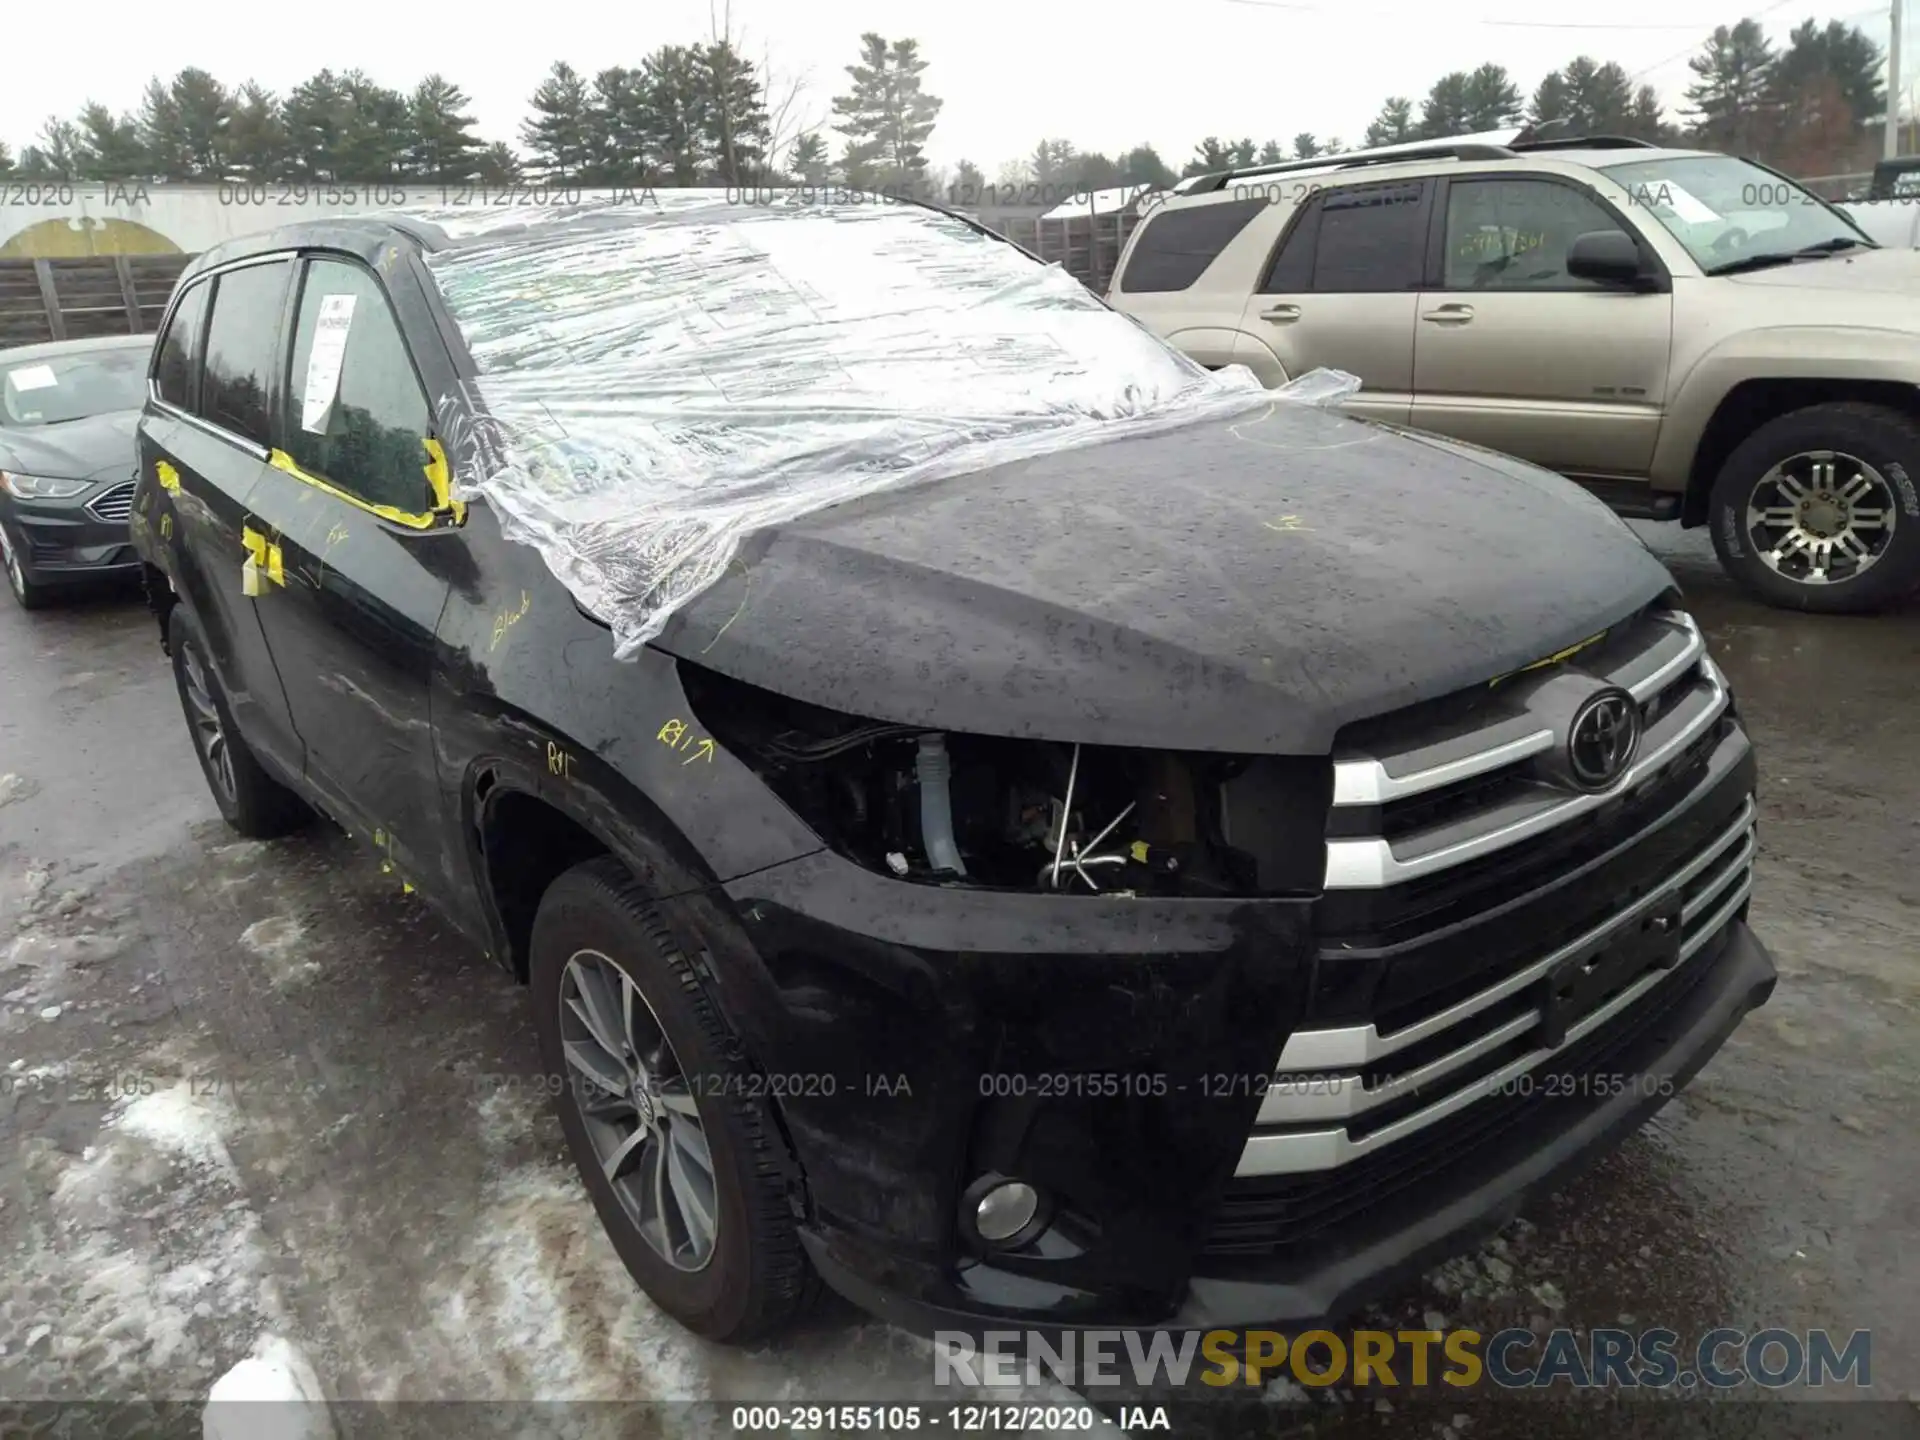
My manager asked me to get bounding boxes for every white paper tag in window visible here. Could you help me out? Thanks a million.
[6,365,58,393]
[300,295,357,434]
[1656,183,1720,225]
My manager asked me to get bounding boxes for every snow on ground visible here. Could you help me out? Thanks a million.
[6,1066,287,1398]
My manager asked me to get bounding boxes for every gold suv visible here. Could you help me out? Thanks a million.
[1108,134,1920,613]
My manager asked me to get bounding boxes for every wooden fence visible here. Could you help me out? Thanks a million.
[0,254,196,348]
[970,207,1144,294]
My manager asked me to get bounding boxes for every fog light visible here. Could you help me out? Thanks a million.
[974,1180,1040,1244]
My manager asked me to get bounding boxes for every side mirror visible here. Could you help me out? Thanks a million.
[1567,229,1650,288]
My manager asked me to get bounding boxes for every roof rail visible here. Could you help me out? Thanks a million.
[1508,135,1660,152]
[1177,142,1518,195]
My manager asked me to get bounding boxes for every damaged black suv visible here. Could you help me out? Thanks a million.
[130,193,1775,1344]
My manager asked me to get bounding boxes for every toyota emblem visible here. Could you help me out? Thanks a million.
[1567,689,1642,791]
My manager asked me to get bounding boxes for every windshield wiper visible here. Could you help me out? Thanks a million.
[1706,237,1874,276]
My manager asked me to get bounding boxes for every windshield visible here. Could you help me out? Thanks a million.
[418,192,1269,656]
[0,346,150,427]
[1600,155,1870,273]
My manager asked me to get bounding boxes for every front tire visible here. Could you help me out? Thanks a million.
[530,856,819,1343]
[0,523,51,610]
[1708,403,1920,613]
[167,608,312,837]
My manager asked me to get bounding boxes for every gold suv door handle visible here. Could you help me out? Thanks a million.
[1258,303,1302,323]
[1422,304,1474,324]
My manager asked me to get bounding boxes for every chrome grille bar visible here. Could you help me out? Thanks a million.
[1275,794,1756,1075]
[1324,660,1730,890]
[1237,849,1754,1178]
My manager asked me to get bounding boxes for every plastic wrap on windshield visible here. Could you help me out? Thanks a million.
[417,193,1341,657]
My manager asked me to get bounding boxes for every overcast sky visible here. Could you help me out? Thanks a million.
[3,0,1899,174]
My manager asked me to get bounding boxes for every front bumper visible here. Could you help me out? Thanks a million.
[1,489,140,587]
[797,918,1773,1337]
[698,714,1771,1336]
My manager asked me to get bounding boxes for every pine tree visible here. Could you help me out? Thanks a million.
[790,132,830,185]
[17,120,82,179]
[1461,64,1524,130]
[1770,19,1883,131]
[407,75,483,183]
[642,45,708,185]
[1184,137,1237,176]
[1292,133,1319,159]
[1117,144,1175,188]
[1685,20,1778,155]
[0,141,13,176]
[476,143,523,184]
[1031,138,1076,188]
[831,33,943,192]
[1364,97,1415,147]
[225,83,287,181]
[141,68,231,179]
[1418,73,1474,138]
[521,61,595,181]
[1258,139,1285,164]
[334,72,410,180]
[587,67,654,185]
[74,103,148,181]
[946,156,984,204]
[281,71,350,181]
[698,40,770,183]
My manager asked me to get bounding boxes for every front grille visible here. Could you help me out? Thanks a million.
[87,480,136,522]
[1228,601,1757,1186]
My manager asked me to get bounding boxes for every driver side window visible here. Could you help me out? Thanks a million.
[281,257,437,518]
[1443,180,1617,291]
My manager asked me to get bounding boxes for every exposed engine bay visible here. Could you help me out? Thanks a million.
[681,664,1329,897]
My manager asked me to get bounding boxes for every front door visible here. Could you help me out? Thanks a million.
[242,252,458,902]
[1410,177,1674,477]
[1235,181,1430,426]
[138,261,305,781]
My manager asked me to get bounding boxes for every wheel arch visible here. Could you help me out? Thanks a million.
[459,749,727,984]
[1682,377,1920,527]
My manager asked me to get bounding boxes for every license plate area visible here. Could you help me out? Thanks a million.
[1535,896,1684,1049]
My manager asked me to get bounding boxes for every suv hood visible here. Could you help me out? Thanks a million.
[1725,244,1920,295]
[0,410,141,483]
[652,405,1672,755]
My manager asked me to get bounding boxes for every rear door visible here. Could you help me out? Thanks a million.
[1409,175,1674,477]
[138,260,305,780]
[1109,196,1276,371]
[240,251,458,901]
[1235,180,1430,426]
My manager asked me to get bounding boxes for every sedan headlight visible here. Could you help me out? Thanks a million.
[0,470,91,500]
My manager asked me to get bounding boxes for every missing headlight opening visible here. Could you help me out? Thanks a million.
[679,663,1329,896]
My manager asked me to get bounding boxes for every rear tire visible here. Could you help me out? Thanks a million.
[530,856,819,1343]
[167,608,312,838]
[1708,403,1920,613]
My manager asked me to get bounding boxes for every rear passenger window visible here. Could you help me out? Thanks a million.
[1118,198,1268,293]
[1258,204,1322,293]
[1312,184,1426,293]
[199,261,292,447]
[281,258,435,517]
[153,281,209,411]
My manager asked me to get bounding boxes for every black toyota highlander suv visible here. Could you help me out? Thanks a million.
[130,194,1775,1345]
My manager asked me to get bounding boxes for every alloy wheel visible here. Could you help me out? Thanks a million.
[1744,450,1898,586]
[559,948,719,1272]
[178,639,237,803]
